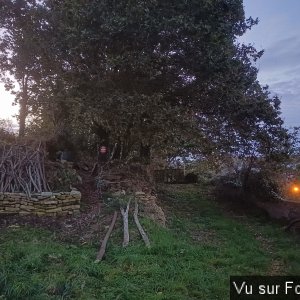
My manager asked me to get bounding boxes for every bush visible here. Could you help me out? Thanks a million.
[184,173,198,183]
[46,162,80,191]
[214,174,244,202]
[244,171,280,202]
[214,170,280,203]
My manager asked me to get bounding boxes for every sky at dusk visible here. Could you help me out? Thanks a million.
[240,0,300,127]
[0,0,299,127]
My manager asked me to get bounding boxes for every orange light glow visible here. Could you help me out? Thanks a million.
[292,186,299,193]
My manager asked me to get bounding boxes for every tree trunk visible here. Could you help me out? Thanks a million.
[18,103,27,138]
[140,143,151,164]
[18,75,29,138]
[242,154,255,191]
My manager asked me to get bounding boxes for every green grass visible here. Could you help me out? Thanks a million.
[0,185,300,299]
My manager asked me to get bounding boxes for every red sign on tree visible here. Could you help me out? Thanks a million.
[99,146,108,154]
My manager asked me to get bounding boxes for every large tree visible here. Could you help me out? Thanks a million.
[0,0,54,137]
[0,0,290,161]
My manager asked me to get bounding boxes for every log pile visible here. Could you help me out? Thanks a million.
[95,191,154,262]
[0,142,49,196]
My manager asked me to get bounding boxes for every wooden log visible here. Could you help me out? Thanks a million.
[120,200,131,247]
[133,200,150,248]
[95,211,118,262]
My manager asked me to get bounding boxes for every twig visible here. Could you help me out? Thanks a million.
[95,211,118,262]
[90,162,98,176]
[284,219,300,232]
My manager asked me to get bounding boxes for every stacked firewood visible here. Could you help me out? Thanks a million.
[0,142,49,196]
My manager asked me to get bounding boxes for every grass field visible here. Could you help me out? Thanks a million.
[0,185,300,299]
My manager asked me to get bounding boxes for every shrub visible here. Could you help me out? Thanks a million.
[214,170,280,203]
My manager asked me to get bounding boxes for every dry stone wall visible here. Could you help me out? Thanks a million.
[0,191,81,216]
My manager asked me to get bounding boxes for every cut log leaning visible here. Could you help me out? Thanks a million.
[120,200,131,247]
[134,199,150,248]
[95,211,118,262]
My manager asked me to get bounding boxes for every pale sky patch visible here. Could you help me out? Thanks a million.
[241,0,300,127]
[0,84,18,122]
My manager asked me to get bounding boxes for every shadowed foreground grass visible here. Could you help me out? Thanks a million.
[0,185,299,299]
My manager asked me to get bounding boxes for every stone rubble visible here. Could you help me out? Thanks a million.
[134,191,166,226]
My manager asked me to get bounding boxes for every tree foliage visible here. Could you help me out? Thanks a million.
[0,0,291,162]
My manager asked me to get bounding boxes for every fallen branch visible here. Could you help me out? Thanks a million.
[95,211,118,262]
[284,219,300,232]
[120,199,131,247]
[90,162,98,176]
[133,199,150,248]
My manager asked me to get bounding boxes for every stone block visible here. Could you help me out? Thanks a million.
[20,205,34,211]
[42,205,58,210]
[57,211,70,216]
[36,212,45,216]
[41,200,58,205]
[62,199,78,204]
[45,207,62,213]
[66,204,80,210]
[41,192,53,197]
[19,212,31,216]
[0,211,14,214]
[70,190,81,196]
[7,197,17,201]
[5,207,19,212]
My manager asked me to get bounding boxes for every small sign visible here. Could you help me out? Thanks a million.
[99,146,107,154]
[99,145,109,162]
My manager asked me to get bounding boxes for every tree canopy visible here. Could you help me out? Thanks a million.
[0,0,290,162]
